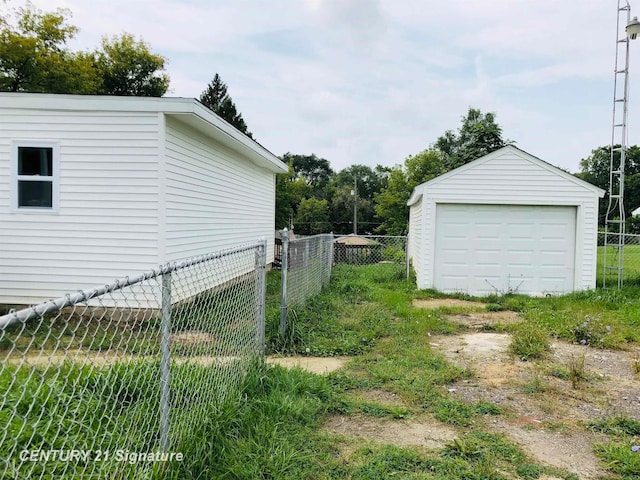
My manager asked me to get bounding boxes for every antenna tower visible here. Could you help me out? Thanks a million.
[604,0,632,288]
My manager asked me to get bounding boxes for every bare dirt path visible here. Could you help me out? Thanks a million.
[324,414,457,449]
[266,356,348,375]
[429,311,640,479]
[267,302,639,479]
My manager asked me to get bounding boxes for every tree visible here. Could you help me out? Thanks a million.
[374,149,444,235]
[96,33,169,96]
[281,153,334,198]
[374,166,411,235]
[294,198,331,235]
[328,164,388,234]
[0,6,99,93]
[374,108,508,234]
[0,5,169,96]
[434,107,507,170]
[275,162,310,229]
[578,145,640,226]
[200,74,253,138]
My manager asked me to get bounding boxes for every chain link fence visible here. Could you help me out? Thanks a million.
[0,240,266,479]
[278,232,333,337]
[598,231,640,287]
[277,233,408,338]
[333,234,408,274]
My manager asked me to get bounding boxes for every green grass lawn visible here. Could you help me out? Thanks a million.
[597,244,640,285]
[4,264,640,479]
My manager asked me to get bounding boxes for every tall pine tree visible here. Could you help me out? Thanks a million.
[199,74,253,138]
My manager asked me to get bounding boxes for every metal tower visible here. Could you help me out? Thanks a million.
[604,1,633,288]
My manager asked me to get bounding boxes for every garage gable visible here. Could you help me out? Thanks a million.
[415,145,604,199]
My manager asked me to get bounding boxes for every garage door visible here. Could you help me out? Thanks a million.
[434,204,576,296]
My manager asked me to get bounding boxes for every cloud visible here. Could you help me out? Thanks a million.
[11,0,635,173]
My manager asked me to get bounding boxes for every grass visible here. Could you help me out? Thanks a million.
[597,244,640,285]
[261,263,640,478]
[1,358,343,479]
[587,417,640,479]
[478,288,640,347]
[6,261,640,478]
[508,322,550,360]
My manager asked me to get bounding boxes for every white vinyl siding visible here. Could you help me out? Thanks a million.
[164,116,276,265]
[408,195,423,280]
[409,147,602,294]
[0,109,160,304]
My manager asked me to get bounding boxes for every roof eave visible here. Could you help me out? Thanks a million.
[0,92,287,174]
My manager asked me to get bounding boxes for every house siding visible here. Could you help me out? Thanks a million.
[410,149,601,292]
[164,116,276,265]
[0,108,160,304]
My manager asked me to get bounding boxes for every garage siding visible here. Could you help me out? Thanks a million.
[411,148,602,293]
[408,195,423,280]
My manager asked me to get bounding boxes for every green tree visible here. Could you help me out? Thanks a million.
[374,108,508,234]
[275,162,310,229]
[200,74,253,138]
[374,149,444,235]
[294,198,331,235]
[0,5,168,96]
[96,33,169,96]
[0,6,99,93]
[374,166,411,235]
[578,145,640,226]
[282,153,334,199]
[328,164,388,234]
[434,107,507,170]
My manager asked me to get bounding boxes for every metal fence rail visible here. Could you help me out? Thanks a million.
[0,240,266,479]
[598,231,640,287]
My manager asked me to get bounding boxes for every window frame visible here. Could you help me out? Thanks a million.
[11,141,60,213]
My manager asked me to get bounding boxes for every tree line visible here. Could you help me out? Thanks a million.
[278,109,508,235]
[2,5,632,235]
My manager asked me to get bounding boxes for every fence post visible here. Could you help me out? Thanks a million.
[304,238,310,295]
[325,232,333,283]
[279,229,289,338]
[255,239,267,356]
[160,271,172,452]
[405,236,410,280]
[329,233,334,278]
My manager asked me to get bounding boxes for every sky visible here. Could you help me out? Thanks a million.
[6,0,640,173]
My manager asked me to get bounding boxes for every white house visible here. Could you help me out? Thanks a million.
[0,93,287,306]
[407,146,605,296]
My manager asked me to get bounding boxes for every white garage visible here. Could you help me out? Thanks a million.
[407,146,605,296]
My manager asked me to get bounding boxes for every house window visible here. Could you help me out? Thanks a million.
[12,142,59,211]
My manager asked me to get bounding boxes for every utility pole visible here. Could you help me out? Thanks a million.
[352,175,358,235]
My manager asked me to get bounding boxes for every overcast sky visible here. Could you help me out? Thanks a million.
[9,0,640,173]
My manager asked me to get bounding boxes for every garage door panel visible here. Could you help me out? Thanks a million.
[434,204,576,295]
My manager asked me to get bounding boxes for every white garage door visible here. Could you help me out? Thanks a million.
[434,204,576,296]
